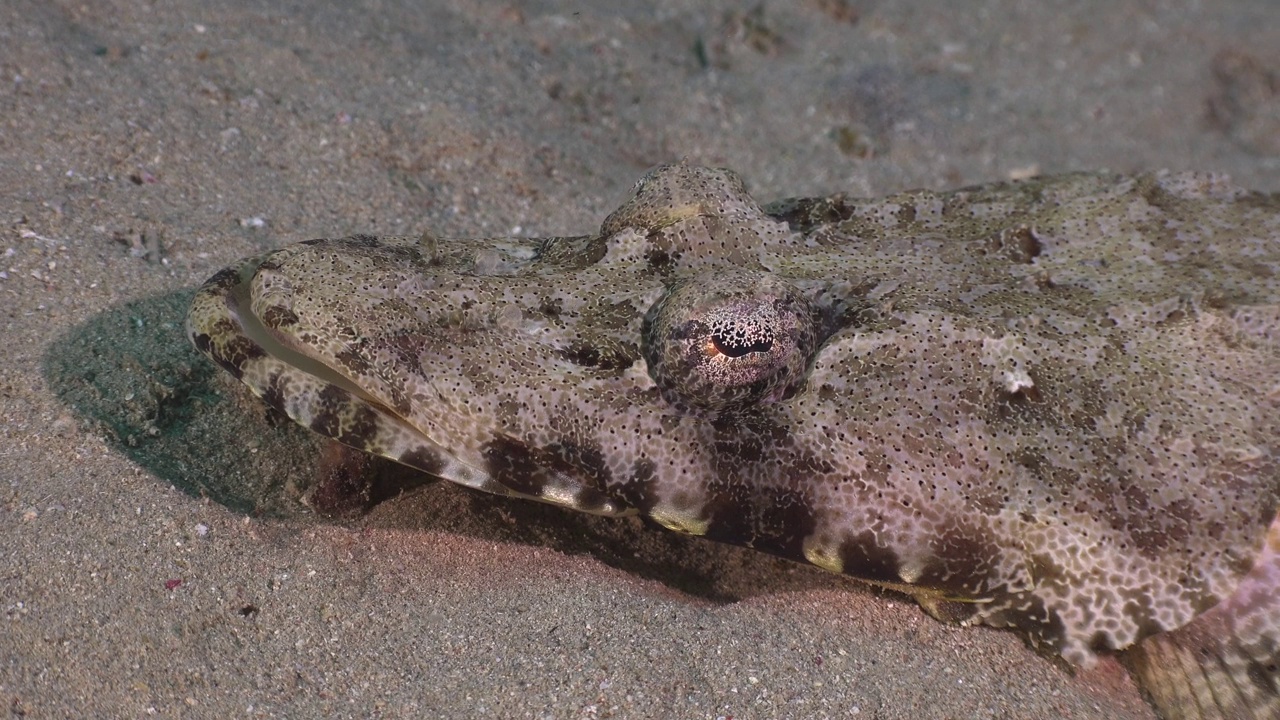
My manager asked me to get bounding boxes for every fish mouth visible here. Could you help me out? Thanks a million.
[188,254,632,517]
[225,262,380,408]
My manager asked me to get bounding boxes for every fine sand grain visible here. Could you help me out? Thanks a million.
[2,1,1277,718]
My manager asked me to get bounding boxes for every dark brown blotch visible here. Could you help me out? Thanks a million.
[1247,658,1280,696]
[710,413,793,464]
[703,483,820,562]
[202,266,241,290]
[1116,586,1168,647]
[644,247,676,273]
[538,297,563,320]
[196,335,246,380]
[613,458,661,514]
[482,435,551,497]
[334,348,372,377]
[259,372,288,413]
[981,592,1065,653]
[993,380,1046,422]
[544,439,613,493]
[482,436,624,510]
[217,335,268,379]
[559,339,639,372]
[700,413,831,559]
[310,442,436,518]
[838,530,903,584]
[763,196,855,231]
[894,202,918,224]
[915,521,1002,596]
[260,304,300,330]
[398,446,446,477]
[191,332,213,356]
[383,332,425,374]
[987,225,1043,264]
[310,384,381,448]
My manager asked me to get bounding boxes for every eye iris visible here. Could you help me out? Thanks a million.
[712,332,773,358]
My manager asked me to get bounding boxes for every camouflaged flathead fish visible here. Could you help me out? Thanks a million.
[187,163,1280,719]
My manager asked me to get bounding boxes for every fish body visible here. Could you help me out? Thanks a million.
[188,164,1280,718]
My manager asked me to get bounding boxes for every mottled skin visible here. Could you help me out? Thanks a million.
[188,164,1280,719]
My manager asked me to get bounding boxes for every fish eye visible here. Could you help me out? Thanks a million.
[642,270,819,412]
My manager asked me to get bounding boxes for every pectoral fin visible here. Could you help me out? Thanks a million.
[1124,514,1280,719]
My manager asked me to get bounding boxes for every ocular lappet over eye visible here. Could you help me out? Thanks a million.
[641,270,820,412]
